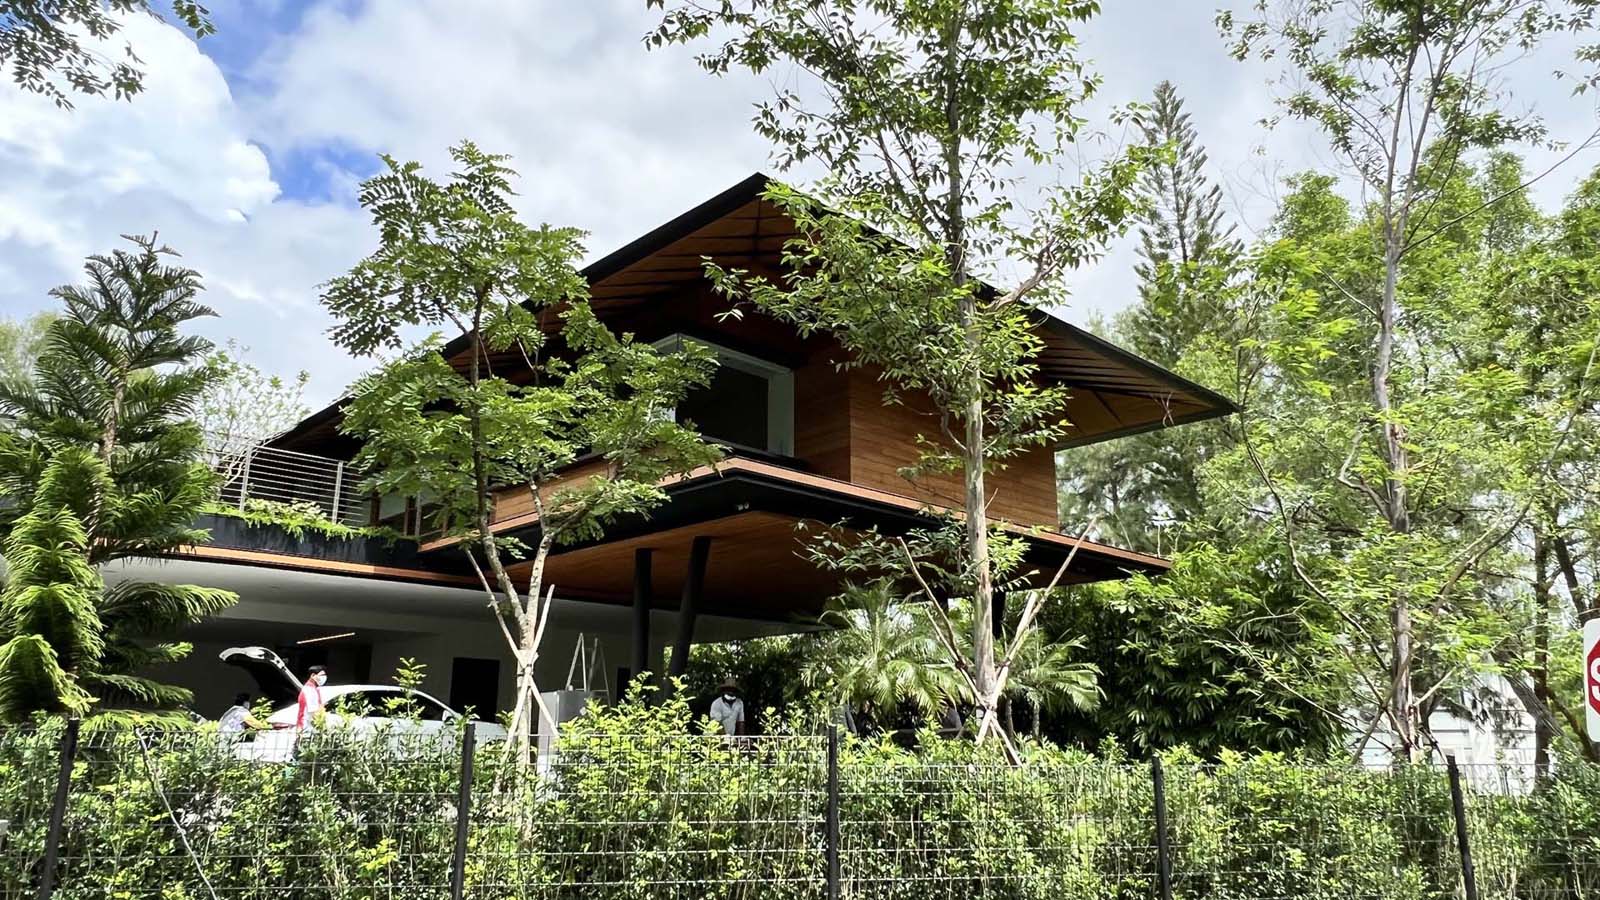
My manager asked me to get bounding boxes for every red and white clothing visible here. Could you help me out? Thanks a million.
[295,681,324,729]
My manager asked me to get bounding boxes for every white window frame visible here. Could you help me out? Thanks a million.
[652,334,795,456]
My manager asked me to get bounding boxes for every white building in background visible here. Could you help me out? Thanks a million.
[1358,675,1537,775]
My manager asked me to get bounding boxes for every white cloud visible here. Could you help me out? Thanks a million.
[246,0,778,262]
[3,0,1595,409]
[0,13,373,403]
[0,15,279,259]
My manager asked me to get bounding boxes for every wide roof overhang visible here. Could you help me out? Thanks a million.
[418,456,1169,623]
[273,173,1234,454]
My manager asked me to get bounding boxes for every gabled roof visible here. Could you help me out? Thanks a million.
[542,172,1235,448]
[273,173,1234,452]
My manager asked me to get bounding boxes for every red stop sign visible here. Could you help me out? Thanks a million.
[1589,632,1600,716]
[1588,620,1600,741]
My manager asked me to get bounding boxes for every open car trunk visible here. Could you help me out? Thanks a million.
[219,646,303,706]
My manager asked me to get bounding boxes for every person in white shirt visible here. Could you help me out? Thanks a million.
[708,679,746,736]
[219,693,268,733]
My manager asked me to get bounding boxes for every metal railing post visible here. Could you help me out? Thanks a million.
[330,461,345,524]
[1152,756,1173,900]
[450,723,476,900]
[1447,756,1479,900]
[826,726,840,900]
[237,449,253,510]
[38,718,80,900]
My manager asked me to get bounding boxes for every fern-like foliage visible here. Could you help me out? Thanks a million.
[0,235,237,721]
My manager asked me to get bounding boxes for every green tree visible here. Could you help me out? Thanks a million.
[0,450,107,717]
[1061,80,1240,554]
[1476,161,1600,763]
[1,0,214,109]
[795,578,1099,741]
[326,142,720,760]
[649,0,1150,759]
[0,235,235,720]
[1125,79,1239,369]
[800,582,968,722]
[1201,157,1600,762]
[1220,0,1600,758]
[1043,541,1346,756]
[1053,82,1346,756]
[0,311,54,382]
[195,339,310,484]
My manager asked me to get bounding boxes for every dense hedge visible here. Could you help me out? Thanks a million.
[1,700,1596,899]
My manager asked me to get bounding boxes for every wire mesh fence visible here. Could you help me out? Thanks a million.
[2,720,1597,899]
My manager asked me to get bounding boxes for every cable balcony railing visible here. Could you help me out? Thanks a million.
[205,437,372,528]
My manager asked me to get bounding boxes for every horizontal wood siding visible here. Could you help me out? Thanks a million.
[792,342,853,480]
[845,367,1059,529]
[489,458,613,525]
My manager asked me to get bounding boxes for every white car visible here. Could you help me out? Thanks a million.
[219,646,507,761]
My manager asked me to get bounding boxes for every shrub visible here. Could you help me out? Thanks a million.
[1,707,1596,899]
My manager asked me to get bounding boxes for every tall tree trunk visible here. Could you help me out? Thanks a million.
[1533,532,1552,779]
[1541,527,1600,761]
[1377,229,1418,758]
[937,7,1000,732]
[1549,530,1595,620]
[965,352,997,713]
[101,376,125,464]
[462,305,541,774]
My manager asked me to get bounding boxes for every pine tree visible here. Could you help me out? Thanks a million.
[0,235,235,721]
[1060,82,1237,553]
[1124,80,1238,368]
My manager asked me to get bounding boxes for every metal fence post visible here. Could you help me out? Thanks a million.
[1152,756,1173,900]
[826,726,840,900]
[1447,756,1479,900]
[38,718,80,900]
[237,449,253,510]
[330,460,345,524]
[450,723,476,900]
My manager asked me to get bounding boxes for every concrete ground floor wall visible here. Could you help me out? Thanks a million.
[105,555,812,724]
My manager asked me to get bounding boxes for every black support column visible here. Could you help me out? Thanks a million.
[630,548,653,696]
[667,536,712,681]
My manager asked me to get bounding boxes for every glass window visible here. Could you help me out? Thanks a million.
[327,690,381,717]
[680,365,770,449]
[654,335,794,455]
[412,694,452,721]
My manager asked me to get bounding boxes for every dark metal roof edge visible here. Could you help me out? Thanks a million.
[432,173,774,378]
[1035,313,1241,416]
[1057,403,1233,450]
[267,395,348,449]
[276,172,1238,449]
[710,466,1171,573]
[582,172,773,284]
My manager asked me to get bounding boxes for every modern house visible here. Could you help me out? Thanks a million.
[108,175,1235,722]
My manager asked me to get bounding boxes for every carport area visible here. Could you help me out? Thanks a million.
[103,555,814,722]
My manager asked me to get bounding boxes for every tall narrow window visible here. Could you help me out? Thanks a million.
[654,335,794,456]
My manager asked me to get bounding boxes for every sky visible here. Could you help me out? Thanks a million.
[2,1,1598,409]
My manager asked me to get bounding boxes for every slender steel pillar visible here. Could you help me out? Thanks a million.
[630,548,653,696]
[667,536,712,680]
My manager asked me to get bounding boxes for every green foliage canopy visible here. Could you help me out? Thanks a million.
[0,235,235,721]
[0,0,214,109]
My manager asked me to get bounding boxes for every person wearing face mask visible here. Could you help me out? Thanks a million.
[708,678,746,737]
[296,664,329,731]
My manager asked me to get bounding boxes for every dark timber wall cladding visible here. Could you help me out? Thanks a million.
[791,341,853,481]
[844,365,1060,530]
